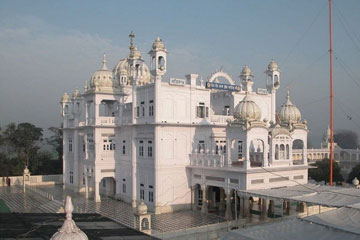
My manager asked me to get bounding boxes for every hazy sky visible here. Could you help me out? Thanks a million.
[0,0,359,146]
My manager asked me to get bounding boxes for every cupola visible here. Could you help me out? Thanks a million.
[61,92,70,102]
[72,88,80,99]
[89,54,118,91]
[279,90,301,124]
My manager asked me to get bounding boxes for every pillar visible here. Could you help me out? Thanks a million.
[268,200,275,217]
[241,197,250,218]
[225,190,232,221]
[219,188,225,211]
[201,186,208,214]
[261,198,269,220]
[211,187,217,208]
[191,186,197,211]
[94,181,101,202]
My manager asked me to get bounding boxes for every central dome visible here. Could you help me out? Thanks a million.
[234,94,261,121]
[113,58,151,86]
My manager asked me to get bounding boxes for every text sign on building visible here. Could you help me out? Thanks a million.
[169,78,186,86]
[205,82,241,92]
[256,88,268,95]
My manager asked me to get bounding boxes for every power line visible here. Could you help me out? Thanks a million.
[279,2,327,69]
[333,52,360,90]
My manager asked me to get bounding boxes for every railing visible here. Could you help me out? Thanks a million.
[190,153,226,168]
[210,115,234,124]
[101,151,115,159]
[86,117,119,126]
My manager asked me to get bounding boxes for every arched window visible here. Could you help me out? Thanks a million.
[280,144,285,159]
[275,145,279,160]
[158,56,165,70]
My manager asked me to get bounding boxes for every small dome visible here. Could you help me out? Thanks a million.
[268,59,278,71]
[61,92,70,102]
[240,65,253,78]
[234,94,261,121]
[152,37,167,52]
[279,90,301,124]
[89,54,118,90]
[72,88,80,99]
[50,196,88,240]
[137,200,148,215]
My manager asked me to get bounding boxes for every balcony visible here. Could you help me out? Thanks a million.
[190,153,226,168]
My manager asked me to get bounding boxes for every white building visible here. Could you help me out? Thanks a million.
[61,33,310,215]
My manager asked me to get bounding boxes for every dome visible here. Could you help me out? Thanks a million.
[72,88,80,99]
[89,54,118,90]
[234,94,261,121]
[113,58,151,85]
[240,65,253,78]
[268,59,278,71]
[279,90,301,124]
[151,37,167,52]
[137,200,148,215]
[61,92,70,102]
[50,196,88,240]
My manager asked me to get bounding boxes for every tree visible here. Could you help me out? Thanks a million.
[334,130,358,149]
[347,163,360,184]
[46,126,63,162]
[2,122,43,171]
[309,158,344,184]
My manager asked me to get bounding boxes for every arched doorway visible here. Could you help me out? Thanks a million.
[99,177,116,199]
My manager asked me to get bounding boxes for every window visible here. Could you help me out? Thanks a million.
[122,140,126,155]
[224,105,230,115]
[88,138,94,151]
[140,189,145,200]
[139,140,144,157]
[68,139,73,152]
[69,171,73,184]
[103,139,115,151]
[196,102,208,118]
[136,106,140,117]
[197,140,205,153]
[122,178,126,193]
[141,101,145,117]
[148,141,153,157]
[238,140,243,159]
[149,100,154,116]
[82,143,85,152]
[286,144,290,159]
[216,140,226,155]
[149,191,154,202]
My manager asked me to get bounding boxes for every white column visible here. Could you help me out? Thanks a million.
[131,128,137,208]
[191,186,197,211]
[94,180,101,202]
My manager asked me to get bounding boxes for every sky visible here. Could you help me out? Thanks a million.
[0,0,359,146]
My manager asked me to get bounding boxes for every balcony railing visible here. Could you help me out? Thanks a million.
[86,117,119,126]
[190,153,226,168]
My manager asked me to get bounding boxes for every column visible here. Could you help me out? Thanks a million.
[241,197,250,218]
[191,186,197,211]
[73,130,79,191]
[219,188,225,211]
[261,198,269,220]
[94,181,101,202]
[225,190,232,221]
[268,200,275,217]
[201,186,208,214]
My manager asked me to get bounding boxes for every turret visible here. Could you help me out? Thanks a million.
[265,59,280,91]
[148,36,167,77]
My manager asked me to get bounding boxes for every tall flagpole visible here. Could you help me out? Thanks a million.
[329,0,334,186]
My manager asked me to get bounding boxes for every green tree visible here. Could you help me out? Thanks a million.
[2,122,43,173]
[309,158,344,184]
[347,163,360,184]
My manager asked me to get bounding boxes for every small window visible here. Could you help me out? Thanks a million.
[148,141,153,157]
[139,140,144,157]
[198,140,205,153]
[149,191,154,202]
[68,139,73,152]
[122,183,126,193]
[140,189,145,200]
[122,140,126,155]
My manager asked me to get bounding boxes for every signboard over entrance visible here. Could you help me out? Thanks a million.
[169,78,186,86]
[206,82,241,92]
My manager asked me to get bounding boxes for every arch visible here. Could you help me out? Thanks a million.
[99,177,116,200]
[141,218,150,230]
[208,71,235,85]
[249,139,264,167]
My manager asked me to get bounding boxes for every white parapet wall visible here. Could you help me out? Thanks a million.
[0,174,63,186]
